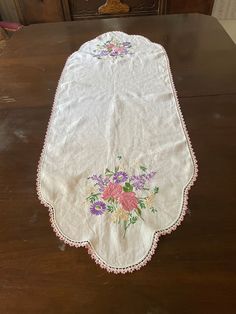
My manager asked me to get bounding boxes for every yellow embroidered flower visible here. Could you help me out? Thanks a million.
[145,194,155,208]
[111,206,129,222]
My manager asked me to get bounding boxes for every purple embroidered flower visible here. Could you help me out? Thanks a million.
[130,175,146,190]
[145,171,156,180]
[90,201,106,215]
[88,175,110,192]
[100,50,109,56]
[130,172,157,190]
[110,51,119,57]
[122,41,131,48]
[113,171,128,184]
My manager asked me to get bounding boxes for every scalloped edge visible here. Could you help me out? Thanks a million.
[36,32,198,274]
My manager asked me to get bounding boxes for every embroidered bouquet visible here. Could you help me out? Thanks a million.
[92,38,133,59]
[86,156,159,236]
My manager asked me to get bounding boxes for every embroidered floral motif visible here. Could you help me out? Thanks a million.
[87,156,159,236]
[92,38,133,59]
[90,201,107,216]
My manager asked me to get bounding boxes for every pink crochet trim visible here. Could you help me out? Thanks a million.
[36,32,198,274]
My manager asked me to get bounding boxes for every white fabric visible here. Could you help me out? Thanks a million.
[38,32,197,271]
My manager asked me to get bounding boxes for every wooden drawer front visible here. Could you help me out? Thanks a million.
[69,0,159,20]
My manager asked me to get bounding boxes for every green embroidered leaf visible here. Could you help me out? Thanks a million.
[123,182,133,192]
[153,186,159,194]
[123,221,129,237]
[140,165,147,172]
[107,205,115,213]
[105,168,114,177]
[123,214,138,237]
[130,216,138,224]
[137,207,142,215]
[115,166,119,173]
[135,208,144,221]
[138,200,146,209]
[86,193,100,203]
[106,173,113,177]
[150,207,158,213]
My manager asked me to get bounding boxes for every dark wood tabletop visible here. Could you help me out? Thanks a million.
[0,14,235,314]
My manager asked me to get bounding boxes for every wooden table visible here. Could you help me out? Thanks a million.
[0,14,235,314]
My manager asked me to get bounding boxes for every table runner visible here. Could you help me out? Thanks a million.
[37,31,198,274]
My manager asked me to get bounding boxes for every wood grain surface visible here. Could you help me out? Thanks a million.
[0,14,235,314]
[166,0,214,15]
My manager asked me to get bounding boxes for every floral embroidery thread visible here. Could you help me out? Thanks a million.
[92,38,133,59]
[86,156,159,236]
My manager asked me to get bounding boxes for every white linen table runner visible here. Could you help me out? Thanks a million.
[37,31,198,274]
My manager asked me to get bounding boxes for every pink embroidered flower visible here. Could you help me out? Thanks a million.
[118,192,138,212]
[107,43,115,49]
[114,47,124,53]
[102,182,122,200]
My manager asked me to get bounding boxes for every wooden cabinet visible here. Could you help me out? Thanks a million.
[68,0,215,19]
[68,0,214,20]
[17,0,70,24]
[69,0,159,20]
[0,0,71,24]
[166,0,214,15]
[0,0,215,25]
